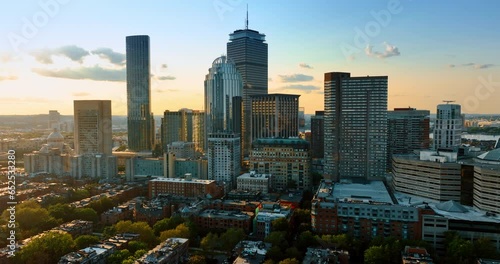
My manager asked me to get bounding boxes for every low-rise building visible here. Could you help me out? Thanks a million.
[312,180,423,241]
[148,177,223,199]
[237,172,271,193]
[302,248,350,264]
[402,246,434,264]
[135,238,189,264]
[254,202,292,238]
[232,240,271,264]
[195,209,254,233]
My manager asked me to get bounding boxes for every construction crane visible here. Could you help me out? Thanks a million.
[443,100,455,104]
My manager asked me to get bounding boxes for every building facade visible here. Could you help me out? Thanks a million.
[126,35,153,151]
[311,180,422,241]
[237,172,271,193]
[250,94,300,141]
[472,149,500,214]
[207,133,241,192]
[324,72,388,181]
[227,26,268,157]
[161,109,204,154]
[148,178,222,199]
[433,104,462,150]
[392,150,462,202]
[387,108,430,168]
[195,209,253,233]
[73,100,116,179]
[204,56,243,136]
[249,138,311,190]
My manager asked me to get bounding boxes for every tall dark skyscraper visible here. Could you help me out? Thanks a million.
[227,15,268,157]
[324,72,388,182]
[387,107,430,168]
[126,35,153,152]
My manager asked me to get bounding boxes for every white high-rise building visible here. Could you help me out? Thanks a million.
[433,104,462,149]
[207,133,241,193]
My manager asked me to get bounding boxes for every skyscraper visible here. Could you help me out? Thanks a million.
[387,108,430,168]
[311,111,325,159]
[250,94,299,141]
[204,55,243,135]
[207,132,241,192]
[126,35,153,152]
[48,110,61,130]
[324,72,388,182]
[227,17,268,157]
[433,103,463,150]
[73,100,116,179]
[161,109,205,154]
[74,100,112,156]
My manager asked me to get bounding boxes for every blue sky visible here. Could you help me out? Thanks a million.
[0,0,499,115]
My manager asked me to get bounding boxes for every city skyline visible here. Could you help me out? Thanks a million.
[0,0,499,115]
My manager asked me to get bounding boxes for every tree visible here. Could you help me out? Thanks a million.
[107,249,131,264]
[74,235,100,249]
[220,228,246,252]
[48,203,75,222]
[128,241,148,254]
[265,231,288,251]
[279,258,300,264]
[474,237,499,259]
[188,254,207,264]
[153,215,185,235]
[364,245,389,264]
[16,231,75,264]
[134,249,148,259]
[285,247,302,261]
[201,232,220,252]
[296,231,318,252]
[73,208,99,222]
[4,200,61,238]
[266,245,285,262]
[115,221,157,246]
[271,218,289,232]
[159,223,190,241]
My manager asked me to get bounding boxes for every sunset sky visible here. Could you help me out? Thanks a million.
[0,0,499,115]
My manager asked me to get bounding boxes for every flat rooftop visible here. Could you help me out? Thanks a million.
[150,178,215,184]
[317,180,394,205]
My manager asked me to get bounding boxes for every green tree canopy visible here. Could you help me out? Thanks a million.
[74,235,100,249]
[16,231,75,264]
[152,215,185,236]
[115,221,157,246]
[159,223,190,241]
[220,228,246,252]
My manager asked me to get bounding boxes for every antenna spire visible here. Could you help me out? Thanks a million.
[245,4,248,29]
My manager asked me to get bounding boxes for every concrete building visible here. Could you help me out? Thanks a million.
[387,108,430,168]
[303,248,350,264]
[207,132,241,192]
[250,94,300,141]
[233,240,272,264]
[227,22,268,158]
[195,209,253,233]
[167,141,196,159]
[136,238,189,264]
[125,153,207,181]
[433,103,463,150]
[24,129,74,176]
[161,109,204,154]
[392,150,462,202]
[324,72,388,181]
[73,100,116,179]
[471,149,500,214]
[126,35,153,152]
[254,202,292,238]
[237,172,271,193]
[48,110,61,130]
[148,177,222,199]
[311,180,422,241]
[249,138,311,190]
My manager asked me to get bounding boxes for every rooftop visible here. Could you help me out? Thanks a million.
[316,180,394,205]
[199,209,253,220]
[238,172,271,180]
[150,177,215,184]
